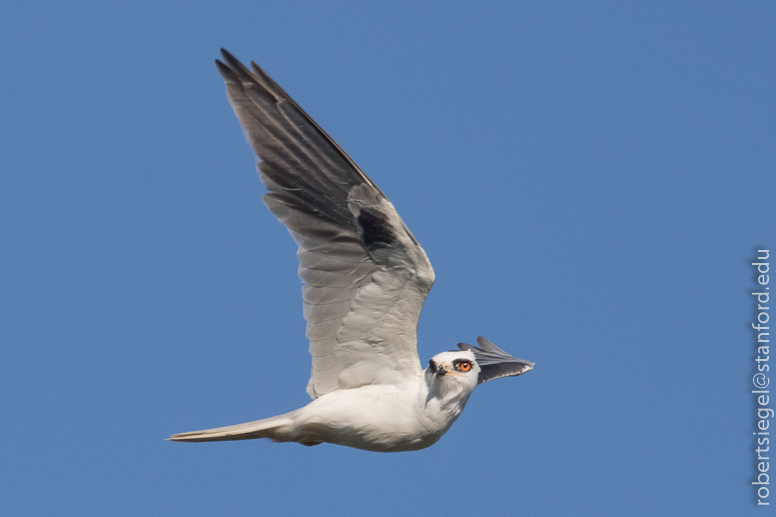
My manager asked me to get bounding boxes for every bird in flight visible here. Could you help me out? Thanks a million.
[169,49,535,452]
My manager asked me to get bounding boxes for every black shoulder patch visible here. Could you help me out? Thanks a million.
[357,207,397,251]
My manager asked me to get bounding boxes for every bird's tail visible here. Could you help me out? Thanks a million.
[168,412,295,443]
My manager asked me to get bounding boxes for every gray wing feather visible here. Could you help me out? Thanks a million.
[458,336,535,385]
[216,50,435,398]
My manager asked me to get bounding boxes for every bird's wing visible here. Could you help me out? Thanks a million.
[458,337,534,384]
[216,50,435,398]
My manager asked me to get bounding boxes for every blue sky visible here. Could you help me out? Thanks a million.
[2,1,774,515]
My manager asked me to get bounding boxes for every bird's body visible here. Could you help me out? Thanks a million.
[169,50,535,452]
[171,351,478,452]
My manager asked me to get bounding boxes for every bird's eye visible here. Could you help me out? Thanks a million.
[457,361,472,372]
[428,360,437,373]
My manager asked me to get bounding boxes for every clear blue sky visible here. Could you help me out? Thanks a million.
[2,1,774,515]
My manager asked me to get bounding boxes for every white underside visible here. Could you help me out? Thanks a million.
[170,366,476,452]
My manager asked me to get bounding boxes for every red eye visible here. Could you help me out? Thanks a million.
[458,361,472,372]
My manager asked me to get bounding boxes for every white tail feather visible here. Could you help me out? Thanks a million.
[168,413,294,443]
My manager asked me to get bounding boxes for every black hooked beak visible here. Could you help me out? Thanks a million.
[436,364,449,377]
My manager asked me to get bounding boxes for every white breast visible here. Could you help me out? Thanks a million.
[288,374,474,452]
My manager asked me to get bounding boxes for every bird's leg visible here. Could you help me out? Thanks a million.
[296,435,322,447]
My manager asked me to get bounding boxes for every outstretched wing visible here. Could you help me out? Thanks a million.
[458,337,534,384]
[216,50,435,398]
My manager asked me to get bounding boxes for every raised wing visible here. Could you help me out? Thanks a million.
[458,337,534,384]
[215,49,435,398]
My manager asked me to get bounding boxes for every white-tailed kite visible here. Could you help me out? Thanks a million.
[169,49,534,452]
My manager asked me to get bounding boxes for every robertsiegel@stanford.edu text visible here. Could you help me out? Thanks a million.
[752,249,770,506]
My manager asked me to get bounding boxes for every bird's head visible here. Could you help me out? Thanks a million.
[426,350,480,393]
[426,337,535,391]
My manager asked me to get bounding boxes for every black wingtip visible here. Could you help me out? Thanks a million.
[215,58,234,81]
[217,49,254,80]
[458,337,536,379]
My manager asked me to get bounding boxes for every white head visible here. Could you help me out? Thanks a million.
[425,350,480,396]
[425,337,536,396]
